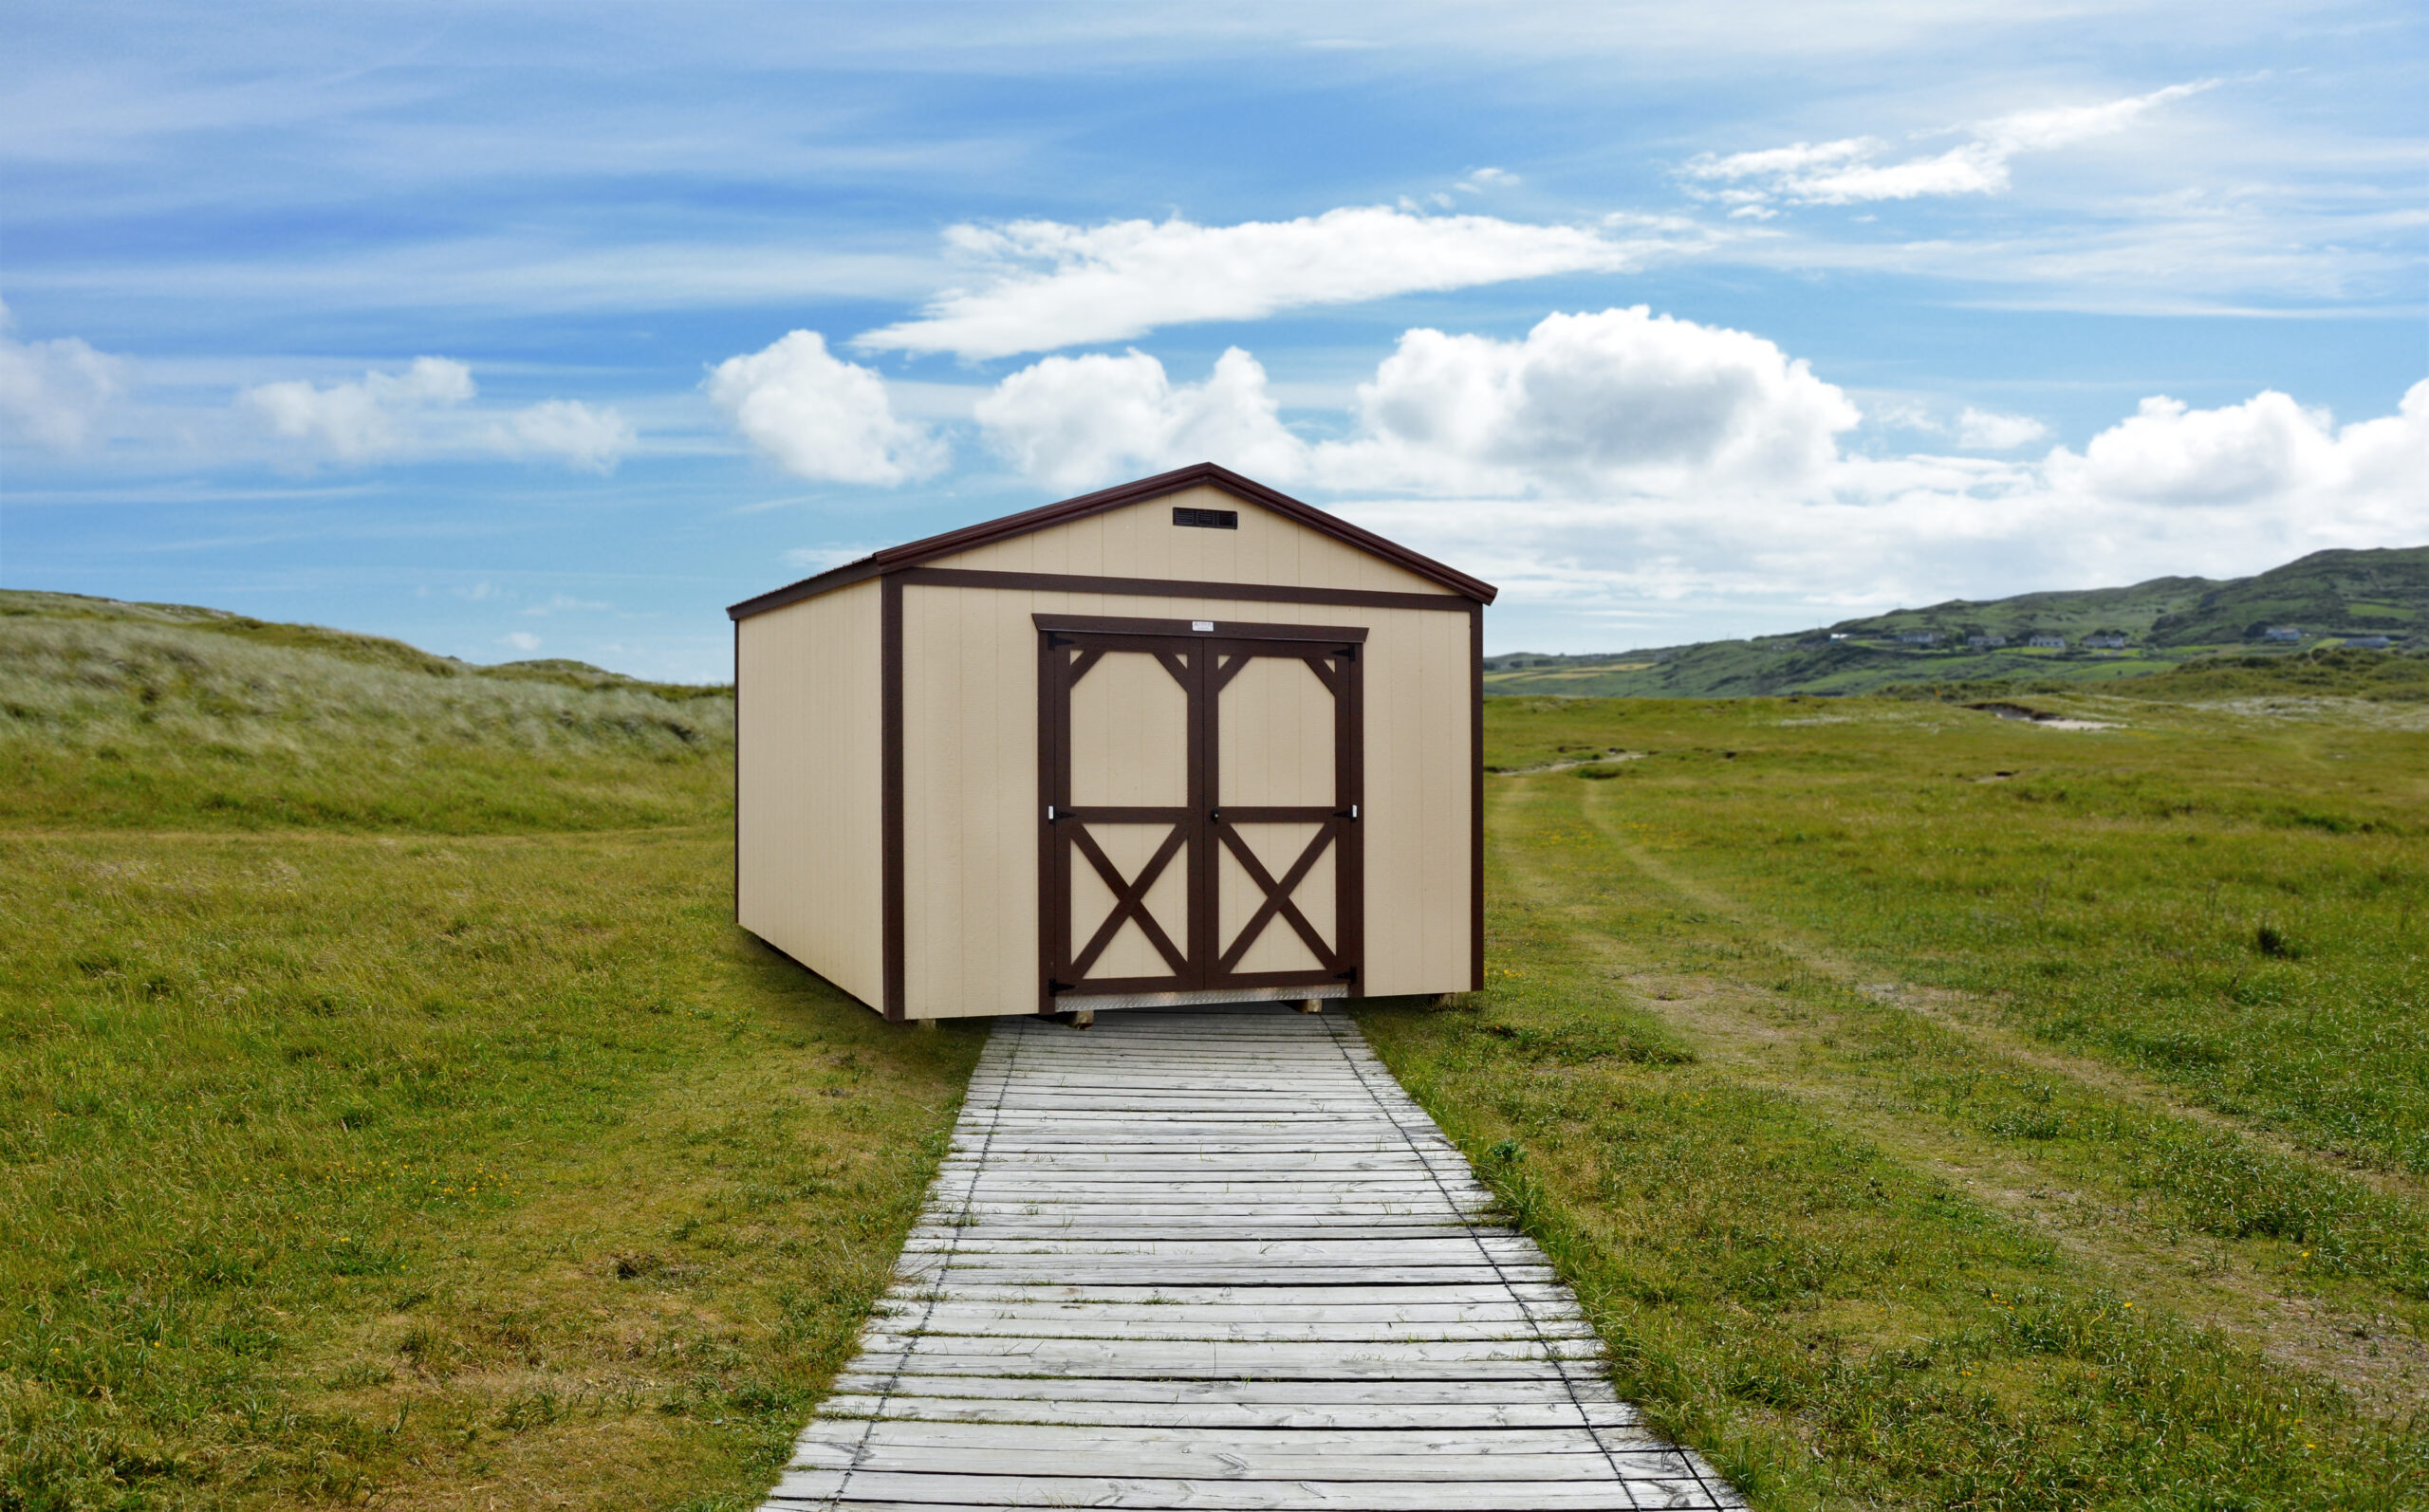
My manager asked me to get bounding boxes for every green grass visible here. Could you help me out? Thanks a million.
[0,598,980,1510]
[1358,679,2428,1508]
[10,590,2427,1509]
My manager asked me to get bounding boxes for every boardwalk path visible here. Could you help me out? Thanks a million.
[767,1004,1742,1511]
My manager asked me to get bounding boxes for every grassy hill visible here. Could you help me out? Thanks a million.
[0,589,732,831]
[1485,545,2427,698]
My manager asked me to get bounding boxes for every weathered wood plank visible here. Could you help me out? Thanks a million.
[764,1470,1726,1509]
[755,1008,1738,1512]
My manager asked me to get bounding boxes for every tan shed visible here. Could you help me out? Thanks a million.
[727,463,1496,1023]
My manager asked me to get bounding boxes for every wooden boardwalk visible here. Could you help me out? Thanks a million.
[767,1004,1742,1511]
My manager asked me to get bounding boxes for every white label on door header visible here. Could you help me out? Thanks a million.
[1191,620,1214,632]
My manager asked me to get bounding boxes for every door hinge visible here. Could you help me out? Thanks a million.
[1209,808,1222,823]
[1046,804,1058,822]
[1047,979,1074,995]
[1336,804,1359,821]
[1335,968,1359,983]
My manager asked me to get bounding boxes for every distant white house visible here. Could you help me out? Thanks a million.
[1898,630,1938,645]
[1968,634,2008,649]
[2028,634,2067,650]
[2345,636,2393,650]
[2084,634,2130,650]
[2264,626,2303,642]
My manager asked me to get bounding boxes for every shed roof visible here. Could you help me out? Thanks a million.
[726,462,1498,620]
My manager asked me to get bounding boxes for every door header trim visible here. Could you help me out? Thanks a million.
[1033,613,1368,644]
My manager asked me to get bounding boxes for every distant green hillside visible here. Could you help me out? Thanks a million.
[1485,545,2425,698]
[0,589,731,830]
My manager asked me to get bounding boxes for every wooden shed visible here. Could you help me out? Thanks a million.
[727,463,1497,1023]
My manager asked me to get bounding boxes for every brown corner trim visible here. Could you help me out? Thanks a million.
[1469,600,1485,993]
[881,574,906,1022]
[1034,613,1369,643]
[908,567,1467,612]
[732,618,741,927]
[726,463,1499,620]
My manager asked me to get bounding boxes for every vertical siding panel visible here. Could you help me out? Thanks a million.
[735,579,884,1011]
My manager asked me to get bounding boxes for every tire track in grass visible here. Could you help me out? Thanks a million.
[1493,776,2429,1413]
[1570,784,2429,1208]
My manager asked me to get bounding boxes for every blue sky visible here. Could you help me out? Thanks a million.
[3,2,2422,680]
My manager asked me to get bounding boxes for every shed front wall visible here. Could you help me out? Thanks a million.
[938,483,1453,595]
[901,572,1473,1021]
[735,577,883,1006]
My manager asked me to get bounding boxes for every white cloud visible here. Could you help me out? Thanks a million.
[1956,407,2050,450]
[239,356,632,471]
[1344,378,2427,647]
[1321,307,1861,498]
[2046,386,2425,516]
[1685,81,2216,208]
[974,346,1306,491]
[1456,167,1521,193]
[977,307,1862,502]
[498,631,542,653]
[854,208,1697,360]
[0,301,127,450]
[242,356,475,461]
[496,398,636,473]
[704,329,945,486]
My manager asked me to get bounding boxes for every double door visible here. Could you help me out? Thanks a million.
[1038,615,1363,1009]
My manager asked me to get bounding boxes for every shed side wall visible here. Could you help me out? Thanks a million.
[900,575,1472,1018]
[737,577,883,1009]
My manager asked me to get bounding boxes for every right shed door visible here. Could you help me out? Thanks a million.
[1039,620,1363,1011]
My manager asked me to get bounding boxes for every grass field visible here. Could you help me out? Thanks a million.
[1360,673,2428,1509]
[0,602,982,1510]
[6,592,2424,1509]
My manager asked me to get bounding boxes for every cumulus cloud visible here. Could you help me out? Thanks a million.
[705,330,945,485]
[855,208,1694,360]
[1321,307,1860,497]
[975,306,1860,500]
[498,631,542,653]
[240,357,634,471]
[974,347,1306,491]
[1345,378,2426,646]
[243,357,475,461]
[2047,387,2425,522]
[0,301,127,450]
[495,398,637,472]
[1684,81,2216,209]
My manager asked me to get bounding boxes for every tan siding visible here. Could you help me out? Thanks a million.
[897,575,1474,1019]
[943,485,1456,598]
[735,579,882,1008]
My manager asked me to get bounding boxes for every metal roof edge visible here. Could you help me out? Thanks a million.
[726,463,1499,620]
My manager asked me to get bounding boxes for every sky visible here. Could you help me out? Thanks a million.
[2,2,2423,681]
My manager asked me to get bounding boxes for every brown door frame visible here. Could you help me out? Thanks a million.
[1035,613,1365,1013]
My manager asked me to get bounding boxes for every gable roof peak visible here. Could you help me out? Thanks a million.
[728,462,1497,620]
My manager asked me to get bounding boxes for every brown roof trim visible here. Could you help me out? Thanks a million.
[726,462,1498,619]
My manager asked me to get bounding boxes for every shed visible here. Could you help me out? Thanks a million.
[726,463,1498,1023]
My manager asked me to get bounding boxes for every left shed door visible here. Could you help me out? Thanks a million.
[1038,632,1204,1006]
